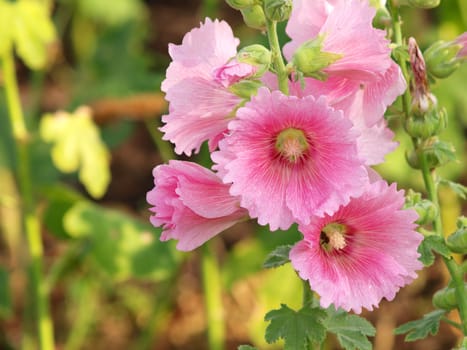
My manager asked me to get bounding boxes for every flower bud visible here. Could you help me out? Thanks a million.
[433,284,466,310]
[406,137,456,170]
[292,36,343,80]
[404,190,438,225]
[225,0,257,10]
[228,80,262,99]
[446,216,467,254]
[264,0,292,22]
[372,7,392,29]
[406,0,440,9]
[241,5,266,30]
[405,105,447,139]
[236,44,271,77]
[424,40,462,79]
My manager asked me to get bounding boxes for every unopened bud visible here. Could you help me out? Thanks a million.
[424,40,462,79]
[236,44,271,78]
[405,106,447,139]
[406,137,456,170]
[446,216,467,254]
[241,5,266,30]
[264,0,292,22]
[409,37,432,112]
[225,0,257,10]
[292,36,342,80]
[433,284,466,310]
[372,7,392,29]
[405,190,438,225]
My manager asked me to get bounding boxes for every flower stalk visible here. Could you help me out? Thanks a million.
[201,241,225,350]
[265,18,289,94]
[389,0,467,337]
[1,52,55,349]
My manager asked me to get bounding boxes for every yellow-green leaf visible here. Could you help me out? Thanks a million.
[40,107,111,199]
[12,0,56,69]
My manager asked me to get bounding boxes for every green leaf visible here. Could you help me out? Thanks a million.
[394,309,446,341]
[439,179,467,199]
[238,346,257,350]
[418,235,451,266]
[42,185,85,239]
[63,201,182,281]
[13,0,56,69]
[265,304,327,349]
[0,267,12,318]
[40,107,111,199]
[263,245,292,269]
[324,308,376,350]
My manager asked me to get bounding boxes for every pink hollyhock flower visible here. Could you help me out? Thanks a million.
[161,18,255,156]
[300,54,406,128]
[147,160,248,251]
[290,180,423,313]
[212,88,368,231]
[284,0,391,80]
[261,68,401,166]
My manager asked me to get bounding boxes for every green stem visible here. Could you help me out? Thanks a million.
[2,52,55,350]
[265,19,289,95]
[201,241,225,350]
[389,1,467,337]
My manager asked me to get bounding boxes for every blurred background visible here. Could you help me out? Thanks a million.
[0,0,465,349]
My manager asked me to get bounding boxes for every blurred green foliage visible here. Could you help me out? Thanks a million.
[0,0,465,349]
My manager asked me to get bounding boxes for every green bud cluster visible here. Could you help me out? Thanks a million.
[404,190,438,225]
[425,40,463,79]
[236,44,271,77]
[406,137,456,170]
[264,0,292,22]
[446,216,467,254]
[405,104,447,139]
[433,283,467,310]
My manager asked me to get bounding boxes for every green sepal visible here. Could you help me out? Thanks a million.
[228,80,262,99]
[292,36,342,80]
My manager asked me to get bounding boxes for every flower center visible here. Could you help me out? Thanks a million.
[275,128,309,163]
[320,223,347,252]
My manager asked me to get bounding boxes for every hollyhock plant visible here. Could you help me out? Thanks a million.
[160,18,256,156]
[290,180,423,313]
[212,87,369,231]
[147,160,248,251]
